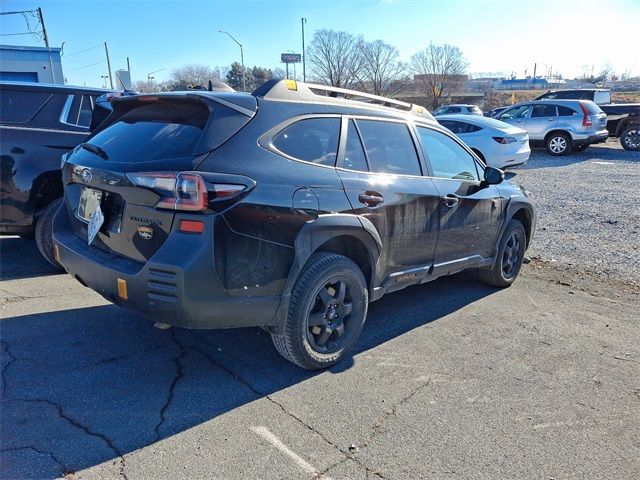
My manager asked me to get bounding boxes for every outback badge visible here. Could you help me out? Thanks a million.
[137,226,153,240]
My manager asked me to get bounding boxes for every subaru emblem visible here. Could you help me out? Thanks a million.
[81,168,92,183]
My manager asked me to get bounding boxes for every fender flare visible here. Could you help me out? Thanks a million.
[493,197,536,257]
[268,213,382,331]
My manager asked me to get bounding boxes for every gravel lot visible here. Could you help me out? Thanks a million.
[507,139,640,286]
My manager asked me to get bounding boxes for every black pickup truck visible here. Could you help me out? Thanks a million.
[535,89,639,151]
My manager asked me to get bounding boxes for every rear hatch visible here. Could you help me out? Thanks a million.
[62,93,256,262]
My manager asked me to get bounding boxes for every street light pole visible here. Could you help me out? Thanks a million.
[219,30,246,92]
[301,18,307,82]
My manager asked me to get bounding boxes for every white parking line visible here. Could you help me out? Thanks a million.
[251,426,331,479]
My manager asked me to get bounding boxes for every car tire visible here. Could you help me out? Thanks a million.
[35,197,63,270]
[271,252,368,370]
[545,132,572,156]
[476,219,526,288]
[620,125,640,151]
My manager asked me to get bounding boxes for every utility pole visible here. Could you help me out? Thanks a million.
[37,7,56,83]
[301,17,307,82]
[104,42,113,89]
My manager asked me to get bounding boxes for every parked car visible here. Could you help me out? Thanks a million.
[433,104,483,116]
[484,107,508,118]
[535,88,640,150]
[0,81,111,266]
[437,114,530,168]
[496,100,608,155]
[53,80,536,370]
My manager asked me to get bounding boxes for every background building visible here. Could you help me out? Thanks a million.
[0,44,64,83]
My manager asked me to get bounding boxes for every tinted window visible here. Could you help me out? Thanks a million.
[88,103,208,161]
[531,104,557,117]
[0,90,52,123]
[449,106,462,113]
[342,120,368,172]
[64,94,96,128]
[558,106,577,116]
[417,127,479,181]
[499,104,530,120]
[273,117,340,165]
[356,120,421,176]
[439,120,482,134]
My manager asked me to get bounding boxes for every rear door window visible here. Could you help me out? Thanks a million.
[355,119,421,176]
[0,90,52,123]
[499,104,531,120]
[272,117,340,166]
[558,106,578,116]
[87,102,209,161]
[417,127,479,181]
[341,120,369,172]
[531,104,557,117]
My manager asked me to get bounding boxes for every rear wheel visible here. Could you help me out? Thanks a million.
[35,197,63,269]
[546,132,572,156]
[476,219,526,288]
[620,125,640,151]
[271,253,368,370]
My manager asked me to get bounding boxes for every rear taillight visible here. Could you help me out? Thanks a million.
[579,102,592,127]
[127,171,250,212]
[492,136,517,144]
[127,172,208,211]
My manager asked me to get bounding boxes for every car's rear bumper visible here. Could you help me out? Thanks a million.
[491,149,531,169]
[573,130,609,145]
[52,206,281,330]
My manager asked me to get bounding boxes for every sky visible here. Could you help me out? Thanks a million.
[1,0,638,88]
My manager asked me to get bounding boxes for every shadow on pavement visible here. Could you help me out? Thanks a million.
[0,272,497,478]
[0,237,62,281]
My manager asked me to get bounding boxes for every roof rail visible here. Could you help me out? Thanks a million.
[253,79,434,120]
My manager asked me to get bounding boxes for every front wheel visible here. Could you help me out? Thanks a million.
[620,125,640,151]
[476,219,526,288]
[271,253,368,370]
[546,132,572,156]
[35,197,63,270]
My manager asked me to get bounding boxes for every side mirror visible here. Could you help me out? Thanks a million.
[483,166,504,185]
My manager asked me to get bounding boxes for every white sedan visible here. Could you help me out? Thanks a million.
[437,114,531,169]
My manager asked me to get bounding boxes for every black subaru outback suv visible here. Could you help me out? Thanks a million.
[52,80,536,370]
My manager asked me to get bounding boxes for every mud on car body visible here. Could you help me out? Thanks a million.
[53,80,536,370]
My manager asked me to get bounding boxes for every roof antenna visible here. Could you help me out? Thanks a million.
[208,80,213,91]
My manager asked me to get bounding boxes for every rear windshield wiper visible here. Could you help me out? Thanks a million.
[79,142,109,160]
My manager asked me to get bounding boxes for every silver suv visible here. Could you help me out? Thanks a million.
[496,100,607,155]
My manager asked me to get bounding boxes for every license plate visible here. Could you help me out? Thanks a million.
[78,187,104,245]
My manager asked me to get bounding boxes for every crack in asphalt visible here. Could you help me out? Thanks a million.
[3,398,128,480]
[1,340,18,392]
[153,329,186,441]
[186,343,385,479]
[0,445,70,476]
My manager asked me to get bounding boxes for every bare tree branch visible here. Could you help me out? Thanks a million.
[170,64,221,87]
[410,43,469,110]
[307,29,364,88]
[355,39,408,97]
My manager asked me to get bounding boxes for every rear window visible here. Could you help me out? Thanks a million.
[0,90,52,123]
[439,120,482,134]
[580,101,602,114]
[88,102,208,161]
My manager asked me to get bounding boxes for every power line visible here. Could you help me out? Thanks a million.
[64,43,103,58]
[66,60,106,72]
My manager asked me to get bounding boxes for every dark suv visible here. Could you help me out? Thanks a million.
[0,81,110,266]
[52,80,536,370]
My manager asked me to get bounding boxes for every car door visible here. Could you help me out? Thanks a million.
[414,125,503,266]
[336,118,441,279]
[498,104,531,130]
[525,104,558,140]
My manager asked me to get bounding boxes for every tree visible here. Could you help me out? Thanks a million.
[410,43,469,110]
[225,62,245,91]
[170,64,220,87]
[354,40,407,97]
[247,66,273,91]
[306,29,364,88]
[132,79,175,93]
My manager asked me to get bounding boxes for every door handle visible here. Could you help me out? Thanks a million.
[358,191,384,207]
[442,194,459,208]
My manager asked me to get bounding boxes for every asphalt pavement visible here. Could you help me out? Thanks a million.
[1,235,638,480]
